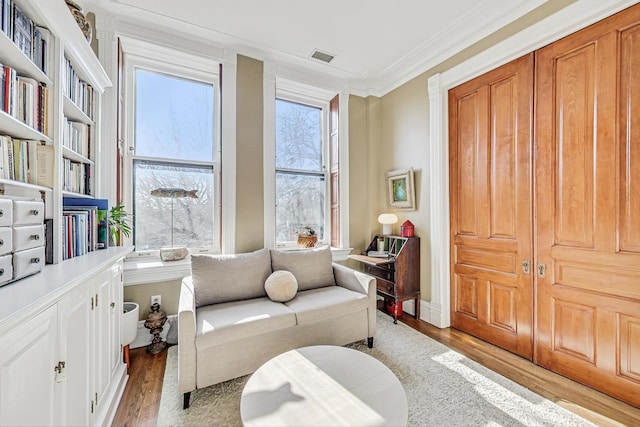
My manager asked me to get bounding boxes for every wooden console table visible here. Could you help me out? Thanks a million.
[349,235,420,323]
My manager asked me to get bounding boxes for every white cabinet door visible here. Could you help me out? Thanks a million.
[57,285,91,427]
[0,306,58,427]
[92,268,112,413]
[109,262,123,376]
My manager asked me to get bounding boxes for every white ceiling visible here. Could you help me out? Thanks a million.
[85,0,548,95]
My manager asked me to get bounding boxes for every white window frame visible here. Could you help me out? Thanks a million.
[264,72,350,252]
[122,41,221,258]
[273,91,330,248]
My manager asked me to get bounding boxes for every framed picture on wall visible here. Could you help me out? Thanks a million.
[386,168,416,210]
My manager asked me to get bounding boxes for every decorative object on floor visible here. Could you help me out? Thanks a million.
[296,226,317,248]
[65,0,92,43]
[109,204,132,246]
[144,302,168,354]
[378,213,398,235]
[150,187,198,261]
[121,302,139,369]
[386,168,416,210]
[157,311,596,427]
[400,219,415,237]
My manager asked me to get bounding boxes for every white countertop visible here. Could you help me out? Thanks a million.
[0,246,133,329]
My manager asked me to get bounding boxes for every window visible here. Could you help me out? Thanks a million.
[275,98,327,244]
[132,68,218,253]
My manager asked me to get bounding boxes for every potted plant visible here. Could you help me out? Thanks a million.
[109,204,132,246]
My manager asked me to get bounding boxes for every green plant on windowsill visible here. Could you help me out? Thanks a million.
[109,204,132,246]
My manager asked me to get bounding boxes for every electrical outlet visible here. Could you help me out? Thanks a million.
[151,295,161,306]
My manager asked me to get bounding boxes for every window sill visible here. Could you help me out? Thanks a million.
[275,245,352,261]
[330,247,353,261]
[123,256,191,286]
[123,247,353,286]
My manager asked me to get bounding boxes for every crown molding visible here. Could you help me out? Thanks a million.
[368,0,548,96]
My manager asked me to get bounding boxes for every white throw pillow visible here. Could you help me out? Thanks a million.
[264,270,298,302]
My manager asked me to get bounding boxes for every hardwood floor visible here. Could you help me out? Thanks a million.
[112,347,167,427]
[111,312,640,427]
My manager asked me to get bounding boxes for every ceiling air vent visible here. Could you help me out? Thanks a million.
[310,49,335,63]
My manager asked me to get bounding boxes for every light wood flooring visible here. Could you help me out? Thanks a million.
[111,310,640,426]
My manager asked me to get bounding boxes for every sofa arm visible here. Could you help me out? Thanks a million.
[333,262,377,338]
[178,276,197,394]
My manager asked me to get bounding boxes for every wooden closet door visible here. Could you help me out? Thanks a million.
[535,5,640,407]
[449,53,534,359]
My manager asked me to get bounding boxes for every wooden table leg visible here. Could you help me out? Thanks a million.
[124,344,130,370]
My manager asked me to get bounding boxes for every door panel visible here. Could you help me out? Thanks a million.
[535,6,640,407]
[620,24,640,254]
[449,53,534,359]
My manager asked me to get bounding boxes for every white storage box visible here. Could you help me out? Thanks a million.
[0,253,12,286]
[13,225,45,252]
[0,199,13,227]
[0,227,12,256]
[13,200,45,226]
[13,246,45,281]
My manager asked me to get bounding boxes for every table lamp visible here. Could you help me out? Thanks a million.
[378,213,398,235]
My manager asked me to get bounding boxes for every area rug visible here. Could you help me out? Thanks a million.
[157,312,595,426]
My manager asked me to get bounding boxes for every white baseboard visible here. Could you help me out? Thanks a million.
[401,299,446,328]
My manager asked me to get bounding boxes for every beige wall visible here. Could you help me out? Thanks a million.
[235,55,265,252]
[378,76,431,300]
[119,0,585,316]
[347,95,380,255]
[123,279,182,320]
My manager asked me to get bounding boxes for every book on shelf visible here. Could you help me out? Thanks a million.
[44,217,53,264]
[1,0,9,37]
[62,158,92,195]
[0,135,51,186]
[35,143,53,187]
[63,197,109,250]
[63,118,91,157]
[1,1,50,75]
[12,3,32,61]
[63,57,95,120]
[1,64,48,133]
[33,25,52,76]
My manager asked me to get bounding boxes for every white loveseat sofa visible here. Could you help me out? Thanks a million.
[178,246,376,409]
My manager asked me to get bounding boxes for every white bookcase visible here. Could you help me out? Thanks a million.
[0,0,110,265]
[0,2,131,425]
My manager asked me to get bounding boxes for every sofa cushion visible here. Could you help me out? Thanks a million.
[264,270,298,302]
[195,297,296,348]
[191,248,272,307]
[284,286,368,325]
[270,246,335,291]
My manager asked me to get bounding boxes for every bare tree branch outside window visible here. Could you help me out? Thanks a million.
[275,99,325,242]
[134,69,215,250]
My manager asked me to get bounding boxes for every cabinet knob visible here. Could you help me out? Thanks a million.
[0,239,3,246]
[30,234,40,241]
[31,209,39,216]
[0,210,3,217]
[0,268,4,276]
[30,257,40,264]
